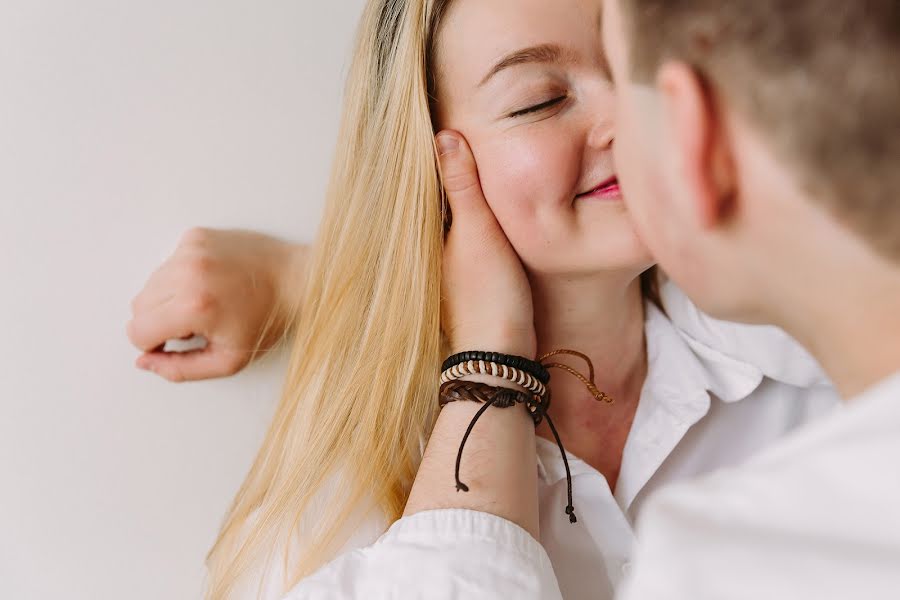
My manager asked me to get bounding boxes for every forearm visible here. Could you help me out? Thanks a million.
[285,388,554,600]
[404,375,541,540]
[284,240,542,539]
[284,131,562,599]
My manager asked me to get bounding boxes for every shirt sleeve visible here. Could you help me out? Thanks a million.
[282,509,563,600]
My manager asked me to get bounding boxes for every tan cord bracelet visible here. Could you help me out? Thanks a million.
[440,360,547,397]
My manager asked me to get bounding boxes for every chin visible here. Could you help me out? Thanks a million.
[526,239,655,278]
[586,230,654,269]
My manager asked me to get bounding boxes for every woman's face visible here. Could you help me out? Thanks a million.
[433,0,653,277]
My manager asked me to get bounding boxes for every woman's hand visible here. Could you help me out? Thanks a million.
[437,131,537,359]
[127,228,307,382]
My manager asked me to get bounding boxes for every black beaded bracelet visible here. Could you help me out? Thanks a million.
[441,351,550,384]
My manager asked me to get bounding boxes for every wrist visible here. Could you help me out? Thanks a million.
[273,242,309,325]
[450,327,537,360]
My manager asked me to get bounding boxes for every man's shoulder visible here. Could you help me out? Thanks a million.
[623,374,900,599]
[656,371,900,517]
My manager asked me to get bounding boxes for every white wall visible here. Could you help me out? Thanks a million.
[0,1,365,598]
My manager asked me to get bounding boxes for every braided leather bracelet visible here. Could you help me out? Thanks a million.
[439,380,545,420]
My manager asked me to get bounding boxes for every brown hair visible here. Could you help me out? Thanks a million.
[621,0,900,261]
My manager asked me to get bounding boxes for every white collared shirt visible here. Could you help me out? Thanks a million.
[278,287,842,600]
[532,301,836,599]
[619,370,900,600]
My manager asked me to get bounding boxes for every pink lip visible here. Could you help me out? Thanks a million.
[577,176,622,201]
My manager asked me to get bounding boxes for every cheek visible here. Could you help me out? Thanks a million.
[616,110,656,233]
[616,109,681,268]
[471,130,580,238]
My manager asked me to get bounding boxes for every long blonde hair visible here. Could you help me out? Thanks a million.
[205,0,454,597]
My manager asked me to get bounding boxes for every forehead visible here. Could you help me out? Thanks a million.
[434,0,603,89]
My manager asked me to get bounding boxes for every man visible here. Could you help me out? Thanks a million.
[285,0,900,597]
[602,0,900,597]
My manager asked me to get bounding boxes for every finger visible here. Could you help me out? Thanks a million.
[130,252,209,315]
[130,261,180,315]
[131,287,177,318]
[435,131,500,234]
[136,347,248,383]
[126,297,213,352]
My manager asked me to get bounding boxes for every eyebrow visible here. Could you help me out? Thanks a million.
[478,43,577,87]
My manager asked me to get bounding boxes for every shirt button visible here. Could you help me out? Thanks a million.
[621,562,633,577]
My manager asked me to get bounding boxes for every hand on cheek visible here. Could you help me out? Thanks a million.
[436,130,537,359]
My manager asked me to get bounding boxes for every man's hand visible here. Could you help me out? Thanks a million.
[438,131,536,359]
[405,132,540,540]
[127,228,307,382]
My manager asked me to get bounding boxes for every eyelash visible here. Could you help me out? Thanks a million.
[509,95,568,118]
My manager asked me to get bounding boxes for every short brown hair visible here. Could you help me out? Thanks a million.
[621,0,900,261]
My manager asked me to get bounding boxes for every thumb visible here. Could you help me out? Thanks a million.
[435,131,496,233]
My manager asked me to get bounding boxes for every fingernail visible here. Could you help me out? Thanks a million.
[436,133,459,157]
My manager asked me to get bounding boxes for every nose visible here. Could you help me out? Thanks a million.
[587,116,615,150]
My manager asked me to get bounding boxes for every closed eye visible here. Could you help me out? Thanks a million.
[508,95,568,118]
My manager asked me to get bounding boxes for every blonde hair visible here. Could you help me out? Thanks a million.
[205,0,453,597]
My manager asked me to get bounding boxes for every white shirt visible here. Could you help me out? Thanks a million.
[277,287,842,600]
[619,370,900,600]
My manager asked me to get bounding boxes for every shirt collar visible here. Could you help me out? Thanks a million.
[643,301,763,406]
[536,302,764,492]
[613,302,763,509]
[659,277,829,390]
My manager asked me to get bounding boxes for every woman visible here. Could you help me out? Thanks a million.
[128,0,837,598]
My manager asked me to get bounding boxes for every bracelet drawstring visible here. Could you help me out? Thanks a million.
[454,398,497,493]
[541,407,577,523]
[452,349,612,525]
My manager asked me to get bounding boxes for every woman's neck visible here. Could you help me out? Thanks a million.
[531,272,647,392]
[529,271,648,490]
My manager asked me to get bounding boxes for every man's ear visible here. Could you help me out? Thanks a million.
[657,61,736,230]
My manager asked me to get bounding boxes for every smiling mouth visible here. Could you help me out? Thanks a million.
[576,176,622,201]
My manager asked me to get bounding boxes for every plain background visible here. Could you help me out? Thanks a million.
[0,1,366,598]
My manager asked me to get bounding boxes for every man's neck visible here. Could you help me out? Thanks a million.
[767,249,900,399]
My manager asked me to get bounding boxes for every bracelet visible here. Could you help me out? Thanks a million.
[442,351,550,385]
[439,381,577,524]
[440,360,547,397]
[439,380,546,423]
[438,348,616,526]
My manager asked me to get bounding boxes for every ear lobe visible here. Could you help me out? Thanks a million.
[657,62,736,230]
